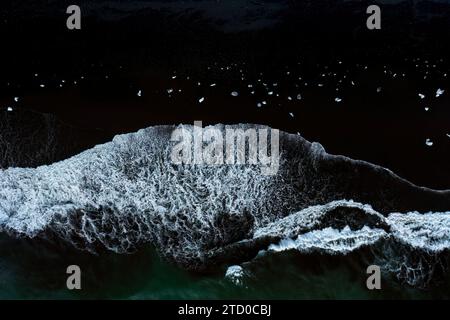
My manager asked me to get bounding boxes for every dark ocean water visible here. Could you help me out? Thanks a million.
[1,0,450,300]
[1,235,450,300]
[2,0,450,189]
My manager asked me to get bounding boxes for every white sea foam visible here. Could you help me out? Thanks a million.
[387,211,450,252]
[249,200,450,286]
[267,226,386,254]
[0,124,291,267]
[257,202,450,255]
[225,265,245,286]
[0,124,449,274]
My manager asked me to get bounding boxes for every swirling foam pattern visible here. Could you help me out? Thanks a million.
[0,124,449,277]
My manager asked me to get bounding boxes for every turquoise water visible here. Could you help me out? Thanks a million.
[1,235,449,299]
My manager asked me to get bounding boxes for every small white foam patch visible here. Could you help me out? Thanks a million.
[225,265,245,286]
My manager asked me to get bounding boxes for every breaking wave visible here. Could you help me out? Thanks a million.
[0,124,449,285]
[249,201,450,287]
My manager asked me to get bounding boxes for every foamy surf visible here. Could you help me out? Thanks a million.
[0,124,449,280]
[222,200,450,287]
